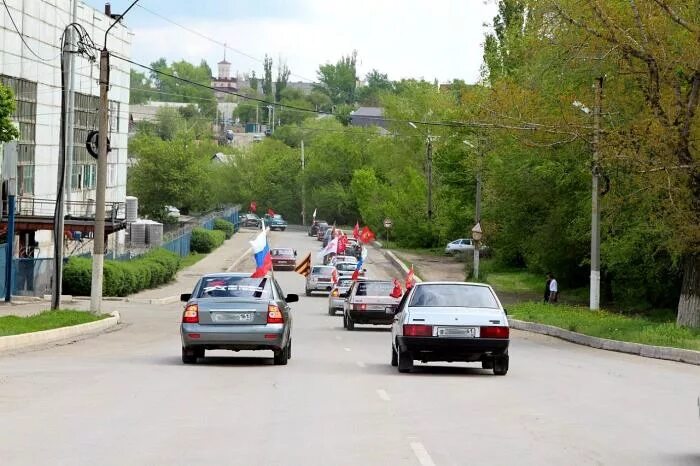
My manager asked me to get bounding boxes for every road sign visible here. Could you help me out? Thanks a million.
[383,218,393,229]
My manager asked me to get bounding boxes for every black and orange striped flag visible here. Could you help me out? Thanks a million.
[294,253,312,277]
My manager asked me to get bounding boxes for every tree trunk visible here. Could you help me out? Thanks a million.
[676,253,700,328]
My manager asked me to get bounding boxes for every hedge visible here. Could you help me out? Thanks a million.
[213,218,235,239]
[62,249,181,297]
[190,228,226,253]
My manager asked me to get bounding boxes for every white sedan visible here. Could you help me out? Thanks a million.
[444,238,475,254]
[390,281,510,375]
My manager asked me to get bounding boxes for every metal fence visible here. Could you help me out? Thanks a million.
[0,205,241,297]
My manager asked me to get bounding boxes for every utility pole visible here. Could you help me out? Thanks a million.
[90,47,109,313]
[426,136,433,221]
[90,0,140,313]
[301,139,306,226]
[3,142,17,302]
[473,138,482,280]
[590,77,604,311]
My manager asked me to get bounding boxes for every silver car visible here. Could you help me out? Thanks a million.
[305,265,335,296]
[328,277,354,315]
[391,282,509,375]
[180,273,297,365]
[343,279,402,330]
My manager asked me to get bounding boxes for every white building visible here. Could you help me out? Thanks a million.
[0,0,132,259]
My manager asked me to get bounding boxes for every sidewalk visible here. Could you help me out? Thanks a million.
[0,229,257,317]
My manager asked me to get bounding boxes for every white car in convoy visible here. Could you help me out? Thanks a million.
[390,281,510,375]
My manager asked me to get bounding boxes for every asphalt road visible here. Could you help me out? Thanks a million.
[0,230,698,465]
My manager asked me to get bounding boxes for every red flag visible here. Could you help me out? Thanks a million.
[390,279,403,298]
[406,265,415,290]
[353,222,360,239]
[267,208,275,216]
[331,268,338,284]
[249,201,257,213]
[359,226,375,244]
[337,234,348,254]
[351,269,359,281]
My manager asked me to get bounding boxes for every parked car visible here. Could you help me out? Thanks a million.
[335,261,364,279]
[271,247,297,271]
[328,277,354,316]
[240,213,262,228]
[390,281,509,375]
[309,220,328,237]
[265,214,288,231]
[343,279,401,330]
[180,273,297,365]
[305,265,335,296]
[444,238,490,255]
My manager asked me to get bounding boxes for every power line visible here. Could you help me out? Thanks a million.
[135,3,316,83]
[1,0,61,62]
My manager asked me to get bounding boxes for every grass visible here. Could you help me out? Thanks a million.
[179,253,207,269]
[0,310,107,337]
[510,302,700,351]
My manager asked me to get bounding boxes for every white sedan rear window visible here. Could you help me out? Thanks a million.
[409,284,498,309]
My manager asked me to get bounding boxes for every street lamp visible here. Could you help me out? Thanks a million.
[408,122,434,222]
[463,139,483,280]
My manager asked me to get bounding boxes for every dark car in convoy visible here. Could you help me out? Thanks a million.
[264,214,288,231]
[270,247,297,271]
[309,220,328,237]
[316,224,330,241]
[343,279,402,330]
[180,273,297,365]
[240,213,262,228]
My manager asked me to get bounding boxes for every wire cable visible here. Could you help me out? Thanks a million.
[1,0,60,62]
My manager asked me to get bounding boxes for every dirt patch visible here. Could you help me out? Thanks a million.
[395,251,466,282]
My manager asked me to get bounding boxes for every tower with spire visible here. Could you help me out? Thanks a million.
[211,44,238,101]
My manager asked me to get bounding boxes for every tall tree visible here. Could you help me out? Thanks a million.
[262,55,274,99]
[482,0,528,82]
[275,60,291,102]
[357,69,394,106]
[315,50,358,105]
[249,70,259,93]
[129,70,154,104]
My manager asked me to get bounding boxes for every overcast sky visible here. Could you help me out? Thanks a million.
[88,0,498,83]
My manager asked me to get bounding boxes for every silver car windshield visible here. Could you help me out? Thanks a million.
[197,276,271,299]
[356,282,393,296]
[336,263,357,272]
[312,267,333,276]
[409,284,498,308]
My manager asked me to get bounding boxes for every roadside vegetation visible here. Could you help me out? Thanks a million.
[510,303,700,351]
[0,311,107,337]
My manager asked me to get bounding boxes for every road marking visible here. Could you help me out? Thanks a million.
[410,442,436,466]
[376,389,391,401]
[344,347,351,352]
[356,361,366,368]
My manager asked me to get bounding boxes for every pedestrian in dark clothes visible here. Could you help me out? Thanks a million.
[544,274,552,303]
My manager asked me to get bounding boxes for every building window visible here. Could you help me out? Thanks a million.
[71,164,96,190]
[0,75,37,194]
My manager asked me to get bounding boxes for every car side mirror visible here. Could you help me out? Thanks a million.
[503,308,508,315]
[285,294,299,303]
[180,293,192,302]
[294,250,298,257]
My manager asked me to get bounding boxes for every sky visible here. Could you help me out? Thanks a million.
[87,0,498,83]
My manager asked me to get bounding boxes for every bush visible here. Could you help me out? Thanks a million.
[213,218,235,239]
[62,249,181,297]
[190,228,226,253]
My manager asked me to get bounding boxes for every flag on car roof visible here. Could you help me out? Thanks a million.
[358,226,375,244]
[337,234,348,254]
[249,201,257,213]
[267,208,275,216]
[406,264,415,290]
[390,279,403,298]
[312,208,317,220]
[353,221,360,239]
[351,257,364,281]
[294,252,312,277]
[249,229,272,278]
[318,236,339,258]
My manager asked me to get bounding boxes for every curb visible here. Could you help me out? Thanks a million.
[226,246,252,272]
[510,319,700,366]
[374,243,422,282]
[0,311,121,353]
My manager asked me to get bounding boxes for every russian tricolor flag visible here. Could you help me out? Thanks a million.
[250,229,273,278]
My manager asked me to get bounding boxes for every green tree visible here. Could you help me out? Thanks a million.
[0,83,19,143]
[148,58,217,117]
[315,51,358,105]
[129,70,154,104]
[262,55,274,100]
[249,70,259,93]
[275,61,290,102]
[357,69,394,106]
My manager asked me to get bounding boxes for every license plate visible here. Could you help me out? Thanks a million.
[213,312,254,322]
[436,326,479,338]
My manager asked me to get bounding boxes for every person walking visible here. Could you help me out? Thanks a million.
[544,274,552,303]
[547,272,559,303]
